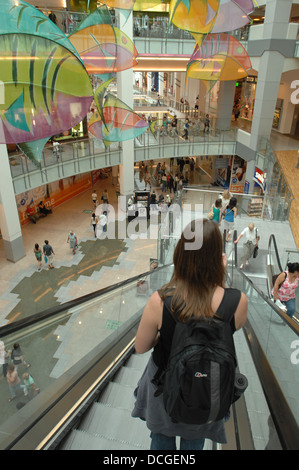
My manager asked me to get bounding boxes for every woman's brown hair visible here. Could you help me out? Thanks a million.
[159,219,225,321]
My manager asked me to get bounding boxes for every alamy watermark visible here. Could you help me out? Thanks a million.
[290,339,299,365]
[290,80,299,104]
[96,197,204,251]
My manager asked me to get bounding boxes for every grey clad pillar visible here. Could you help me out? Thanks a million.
[248,0,293,150]
[117,11,135,197]
[0,144,25,262]
[216,81,236,131]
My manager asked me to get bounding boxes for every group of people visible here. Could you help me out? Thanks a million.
[208,190,237,240]
[156,113,211,140]
[0,342,39,404]
[34,240,55,270]
[209,192,261,269]
[33,233,78,270]
[155,158,194,188]
[91,189,109,208]
[26,200,52,224]
[90,211,108,237]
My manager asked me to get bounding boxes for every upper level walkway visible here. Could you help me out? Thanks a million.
[9,117,299,195]
[10,124,238,195]
[34,7,299,59]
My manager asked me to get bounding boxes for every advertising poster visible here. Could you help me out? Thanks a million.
[230,156,247,193]
[215,155,230,188]
[17,173,92,225]
[253,167,266,192]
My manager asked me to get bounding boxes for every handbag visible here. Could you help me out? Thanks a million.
[207,206,214,220]
[253,229,259,258]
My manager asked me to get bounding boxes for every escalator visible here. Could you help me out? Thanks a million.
[226,232,299,449]
[0,234,298,450]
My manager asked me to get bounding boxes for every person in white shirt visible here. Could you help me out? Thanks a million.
[92,191,97,207]
[234,223,260,269]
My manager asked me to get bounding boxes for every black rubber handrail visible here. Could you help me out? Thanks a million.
[268,234,284,274]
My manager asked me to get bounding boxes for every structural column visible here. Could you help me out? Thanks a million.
[117,11,135,197]
[216,81,236,131]
[247,0,293,151]
[0,144,25,262]
[158,72,164,95]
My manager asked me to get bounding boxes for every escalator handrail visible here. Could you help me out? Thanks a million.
[268,234,284,274]
[0,263,173,338]
[236,265,299,335]
[228,256,299,449]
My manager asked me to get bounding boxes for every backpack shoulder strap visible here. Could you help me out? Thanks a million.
[216,288,241,323]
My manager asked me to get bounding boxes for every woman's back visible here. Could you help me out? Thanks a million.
[153,286,240,369]
[212,204,220,221]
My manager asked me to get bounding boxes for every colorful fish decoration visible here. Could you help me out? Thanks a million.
[98,0,134,24]
[88,93,149,145]
[68,6,138,80]
[186,33,252,88]
[0,0,93,147]
[169,0,255,36]
[0,0,142,167]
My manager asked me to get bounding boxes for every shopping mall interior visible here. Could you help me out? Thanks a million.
[0,0,298,452]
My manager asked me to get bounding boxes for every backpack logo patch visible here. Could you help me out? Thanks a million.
[194,372,208,378]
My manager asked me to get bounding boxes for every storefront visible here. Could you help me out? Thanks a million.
[234,76,257,121]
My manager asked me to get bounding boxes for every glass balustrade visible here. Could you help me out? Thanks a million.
[9,124,237,179]
[0,264,172,449]
[231,268,299,428]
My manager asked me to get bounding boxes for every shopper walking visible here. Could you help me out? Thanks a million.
[6,364,25,402]
[92,190,97,207]
[220,190,231,212]
[11,343,31,370]
[204,114,210,133]
[34,243,43,271]
[223,197,237,242]
[209,198,222,226]
[234,223,260,269]
[182,118,189,140]
[132,219,248,450]
[67,230,78,255]
[43,240,55,269]
[91,213,98,237]
[0,340,9,378]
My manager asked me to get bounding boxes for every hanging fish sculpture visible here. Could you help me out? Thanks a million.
[67,5,138,81]
[169,0,255,38]
[0,0,94,147]
[0,0,142,166]
[186,32,252,89]
[88,92,148,145]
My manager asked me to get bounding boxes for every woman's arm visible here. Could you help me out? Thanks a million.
[234,292,248,330]
[135,291,163,354]
[273,272,286,300]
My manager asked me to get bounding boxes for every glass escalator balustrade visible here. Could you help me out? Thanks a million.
[0,264,173,450]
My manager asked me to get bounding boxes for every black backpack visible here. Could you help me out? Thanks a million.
[152,289,246,425]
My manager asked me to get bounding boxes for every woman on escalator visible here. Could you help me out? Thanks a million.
[271,262,299,319]
[132,219,248,450]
